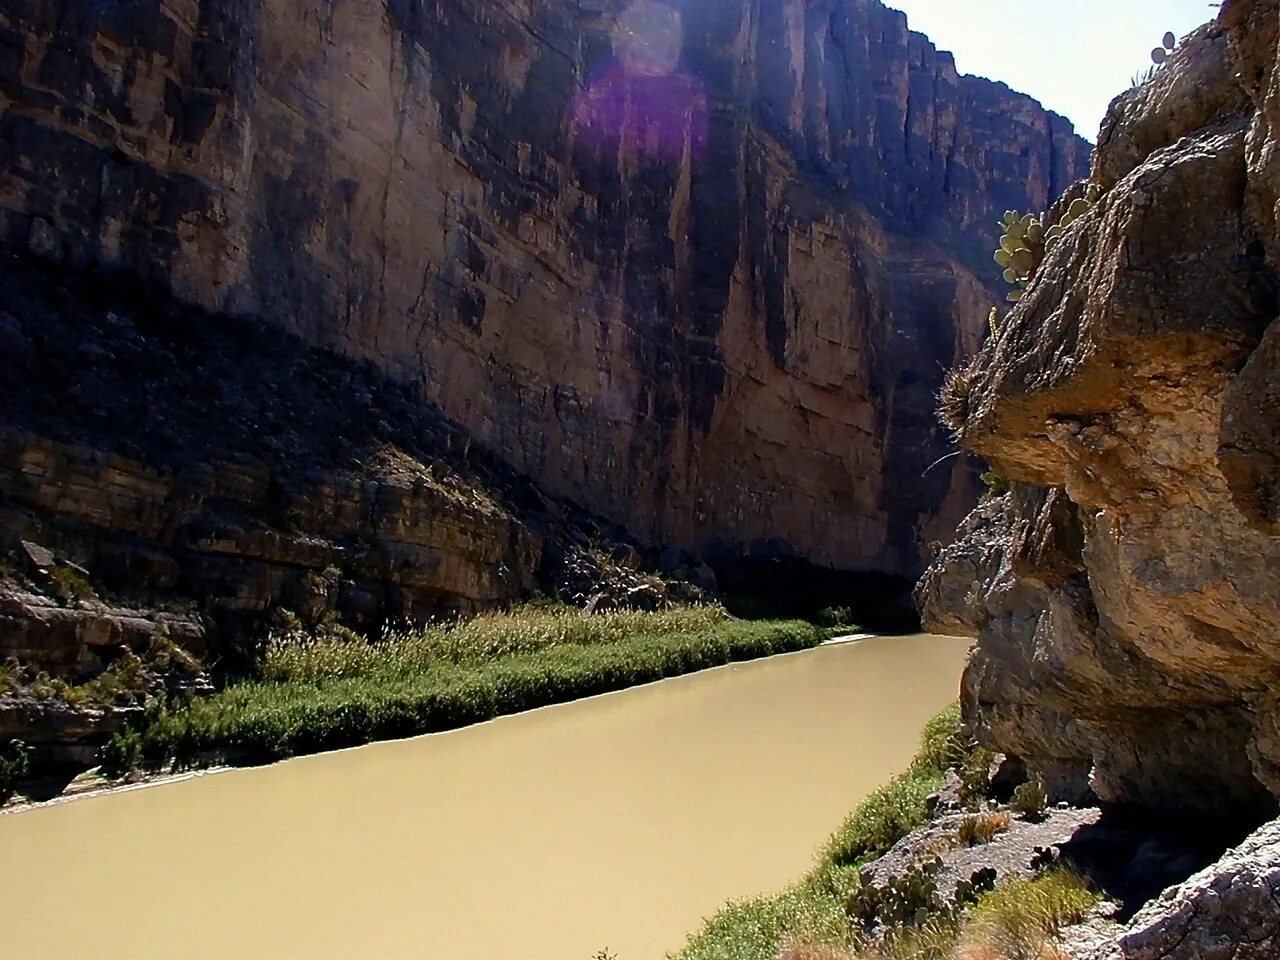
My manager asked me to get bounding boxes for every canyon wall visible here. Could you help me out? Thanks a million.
[919,0,1280,819]
[0,0,1088,576]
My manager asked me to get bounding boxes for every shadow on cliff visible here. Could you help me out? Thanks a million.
[710,551,922,634]
[1058,803,1276,921]
[0,249,475,485]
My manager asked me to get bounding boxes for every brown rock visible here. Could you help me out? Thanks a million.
[1062,817,1280,960]
[0,0,1090,577]
[18,541,53,573]
[921,0,1280,818]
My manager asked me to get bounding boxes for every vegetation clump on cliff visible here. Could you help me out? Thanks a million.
[0,739,29,805]
[993,184,1102,304]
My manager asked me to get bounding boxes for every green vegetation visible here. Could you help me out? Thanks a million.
[675,703,969,960]
[103,605,822,774]
[980,472,1010,500]
[958,868,1098,959]
[46,563,97,603]
[938,361,976,442]
[2,633,201,713]
[262,605,733,681]
[1010,777,1049,822]
[0,739,28,805]
[959,746,998,809]
[993,184,1102,304]
[815,606,864,637]
[675,704,1099,960]
[1133,31,1179,87]
[1151,31,1178,66]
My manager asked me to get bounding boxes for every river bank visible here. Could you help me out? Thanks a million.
[0,605,827,806]
[3,607,829,815]
[674,705,1267,960]
[673,701,1108,960]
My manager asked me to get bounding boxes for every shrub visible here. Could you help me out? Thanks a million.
[959,747,997,809]
[1010,778,1049,822]
[957,868,1098,960]
[47,563,98,602]
[1150,31,1177,66]
[1132,31,1179,88]
[825,774,942,869]
[100,728,144,780]
[957,812,1012,847]
[0,739,30,804]
[912,702,967,774]
[848,857,946,930]
[993,185,1101,304]
[981,472,1010,499]
[938,360,976,441]
[815,607,858,630]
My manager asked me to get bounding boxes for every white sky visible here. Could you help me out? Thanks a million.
[885,0,1222,138]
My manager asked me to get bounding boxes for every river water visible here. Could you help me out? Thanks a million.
[0,633,970,960]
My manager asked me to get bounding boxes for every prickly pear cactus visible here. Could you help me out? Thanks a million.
[992,182,1103,303]
[1151,31,1177,65]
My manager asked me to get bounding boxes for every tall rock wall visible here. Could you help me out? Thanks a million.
[0,0,1089,575]
[919,0,1280,818]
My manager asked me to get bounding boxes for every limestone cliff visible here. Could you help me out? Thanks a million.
[919,0,1280,823]
[0,0,1089,578]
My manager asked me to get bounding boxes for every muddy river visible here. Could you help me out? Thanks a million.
[0,633,970,959]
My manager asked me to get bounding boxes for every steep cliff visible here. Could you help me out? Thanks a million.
[919,0,1280,825]
[0,0,1089,579]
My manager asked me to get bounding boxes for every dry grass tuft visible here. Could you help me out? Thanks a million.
[957,812,1012,847]
[938,359,977,440]
[954,868,1098,960]
[263,604,730,683]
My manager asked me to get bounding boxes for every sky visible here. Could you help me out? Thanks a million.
[884,0,1222,138]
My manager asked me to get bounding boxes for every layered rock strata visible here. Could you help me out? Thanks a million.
[0,254,694,751]
[919,0,1280,819]
[0,0,1089,576]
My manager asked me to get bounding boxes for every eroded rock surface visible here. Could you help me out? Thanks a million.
[920,0,1280,820]
[0,0,1089,576]
[916,7,1280,952]
[1063,819,1280,960]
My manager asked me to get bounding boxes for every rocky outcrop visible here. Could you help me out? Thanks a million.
[0,0,1089,577]
[920,0,1280,819]
[0,256,544,640]
[0,252,723,752]
[1063,818,1280,960]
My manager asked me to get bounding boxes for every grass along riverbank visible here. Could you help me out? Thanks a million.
[673,704,1098,960]
[104,605,823,774]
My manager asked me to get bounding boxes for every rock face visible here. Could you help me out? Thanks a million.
[1063,818,1280,960]
[0,0,1089,577]
[919,0,1280,818]
[0,258,544,642]
[0,254,700,752]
